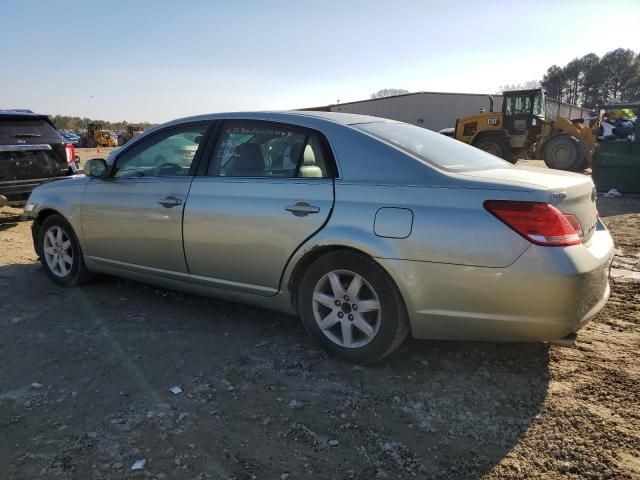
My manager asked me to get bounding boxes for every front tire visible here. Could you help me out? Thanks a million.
[542,135,586,171]
[38,214,92,286]
[298,251,409,364]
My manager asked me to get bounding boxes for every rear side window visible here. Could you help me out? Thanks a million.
[0,119,61,143]
[354,121,509,171]
[208,121,333,178]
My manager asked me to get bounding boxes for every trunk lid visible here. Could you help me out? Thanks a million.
[460,166,598,243]
[0,116,69,182]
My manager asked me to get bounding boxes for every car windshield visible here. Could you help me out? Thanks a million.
[353,121,510,171]
[505,95,532,115]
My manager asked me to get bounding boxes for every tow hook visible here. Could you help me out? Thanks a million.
[548,333,577,347]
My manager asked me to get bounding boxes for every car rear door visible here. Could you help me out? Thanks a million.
[182,120,335,295]
[81,121,211,275]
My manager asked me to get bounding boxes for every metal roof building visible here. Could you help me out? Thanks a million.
[303,91,592,132]
[329,92,503,131]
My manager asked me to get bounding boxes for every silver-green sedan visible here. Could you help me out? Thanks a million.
[23,111,614,364]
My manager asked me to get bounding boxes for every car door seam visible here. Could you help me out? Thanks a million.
[275,178,337,295]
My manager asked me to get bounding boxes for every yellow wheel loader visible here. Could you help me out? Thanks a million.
[119,125,143,146]
[452,89,596,171]
[80,123,118,148]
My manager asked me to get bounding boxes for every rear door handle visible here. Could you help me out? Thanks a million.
[158,196,183,208]
[285,201,320,216]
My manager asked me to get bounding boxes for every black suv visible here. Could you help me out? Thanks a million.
[0,110,77,205]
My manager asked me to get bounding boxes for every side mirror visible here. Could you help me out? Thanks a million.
[84,158,108,178]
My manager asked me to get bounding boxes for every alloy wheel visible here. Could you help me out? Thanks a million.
[43,225,73,278]
[312,269,382,348]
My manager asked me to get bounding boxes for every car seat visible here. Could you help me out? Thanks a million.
[299,144,323,178]
[227,143,264,176]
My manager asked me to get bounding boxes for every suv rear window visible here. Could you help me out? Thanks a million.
[353,121,509,171]
[0,119,61,142]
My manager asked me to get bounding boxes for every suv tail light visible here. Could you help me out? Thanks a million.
[65,143,78,173]
[484,200,581,246]
[65,143,75,165]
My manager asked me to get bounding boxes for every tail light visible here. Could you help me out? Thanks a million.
[484,200,581,246]
[65,143,79,173]
[65,143,75,165]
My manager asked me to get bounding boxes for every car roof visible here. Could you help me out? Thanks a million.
[0,110,52,122]
[163,110,394,128]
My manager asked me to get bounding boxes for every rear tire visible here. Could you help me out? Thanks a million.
[473,136,513,162]
[298,251,409,364]
[542,135,586,171]
[38,214,92,287]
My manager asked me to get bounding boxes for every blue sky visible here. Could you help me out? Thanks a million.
[1,0,639,123]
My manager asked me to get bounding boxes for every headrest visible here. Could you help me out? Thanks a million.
[303,144,316,165]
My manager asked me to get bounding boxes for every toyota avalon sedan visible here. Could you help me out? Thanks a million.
[23,111,614,364]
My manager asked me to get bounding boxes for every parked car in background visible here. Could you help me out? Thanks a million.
[59,131,81,146]
[24,111,614,364]
[0,110,77,205]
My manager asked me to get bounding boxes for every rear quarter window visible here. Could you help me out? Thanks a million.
[353,121,510,171]
[0,119,62,143]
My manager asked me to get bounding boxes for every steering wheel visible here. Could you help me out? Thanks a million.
[156,162,184,176]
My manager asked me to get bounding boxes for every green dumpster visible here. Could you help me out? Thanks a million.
[592,103,640,193]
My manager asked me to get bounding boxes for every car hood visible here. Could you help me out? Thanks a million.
[38,174,90,189]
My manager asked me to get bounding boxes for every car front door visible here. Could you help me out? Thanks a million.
[81,122,211,275]
[183,120,335,295]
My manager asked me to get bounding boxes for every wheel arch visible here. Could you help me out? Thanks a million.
[288,245,370,312]
[32,208,68,256]
[286,244,409,330]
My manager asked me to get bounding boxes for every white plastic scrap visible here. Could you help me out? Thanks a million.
[131,459,146,470]
[604,188,623,197]
[169,386,183,395]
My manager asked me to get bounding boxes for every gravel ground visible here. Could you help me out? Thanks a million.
[0,167,638,479]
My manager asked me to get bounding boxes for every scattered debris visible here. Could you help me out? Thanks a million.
[288,399,304,409]
[328,439,339,446]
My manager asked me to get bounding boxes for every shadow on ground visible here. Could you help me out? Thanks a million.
[597,195,640,217]
[0,262,550,479]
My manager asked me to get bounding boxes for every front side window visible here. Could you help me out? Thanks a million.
[208,121,331,178]
[114,124,208,178]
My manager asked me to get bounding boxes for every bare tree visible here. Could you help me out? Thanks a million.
[371,88,410,99]
[497,80,541,93]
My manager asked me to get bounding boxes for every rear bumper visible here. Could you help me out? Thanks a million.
[377,223,614,342]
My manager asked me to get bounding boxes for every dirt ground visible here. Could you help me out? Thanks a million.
[0,161,639,479]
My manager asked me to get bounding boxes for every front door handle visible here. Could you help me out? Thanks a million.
[285,201,320,217]
[158,196,183,208]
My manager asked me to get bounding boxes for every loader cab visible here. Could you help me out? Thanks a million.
[502,89,545,136]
